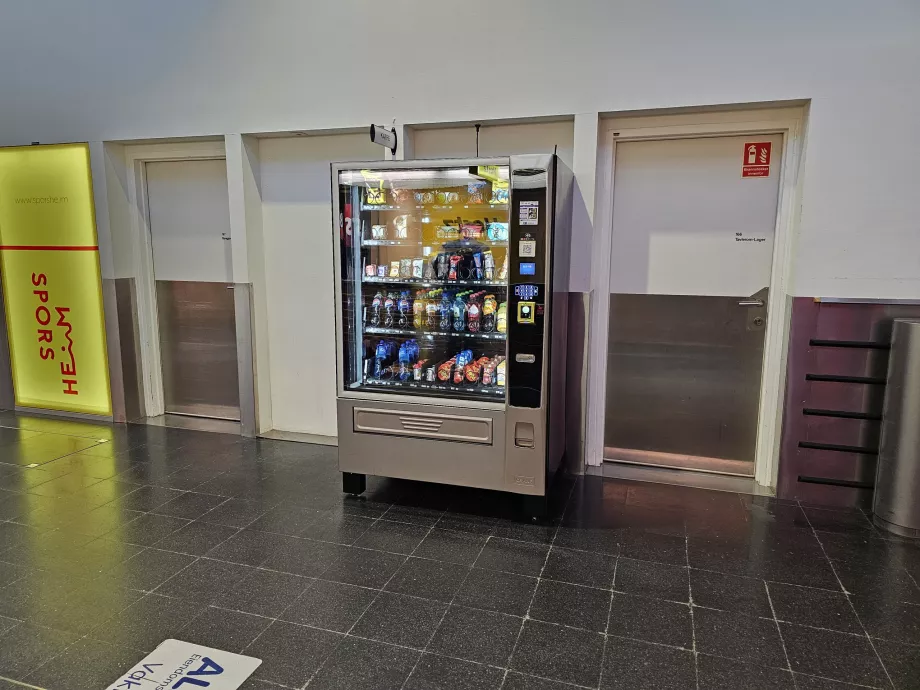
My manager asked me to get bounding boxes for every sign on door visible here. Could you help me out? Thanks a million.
[742,142,772,178]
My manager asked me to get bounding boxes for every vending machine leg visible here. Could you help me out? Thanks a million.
[519,493,548,520]
[342,472,367,496]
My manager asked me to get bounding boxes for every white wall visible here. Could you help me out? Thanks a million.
[413,122,575,167]
[259,134,383,437]
[2,0,918,299]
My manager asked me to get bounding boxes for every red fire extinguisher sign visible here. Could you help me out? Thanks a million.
[742,142,772,178]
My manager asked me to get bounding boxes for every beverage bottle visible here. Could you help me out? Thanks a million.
[397,291,411,328]
[496,302,508,333]
[426,290,439,330]
[384,292,397,328]
[439,292,452,332]
[370,291,384,327]
[467,293,482,333]
[413,290,426,329]
[373,340,390,378]
[481,294,497,332]
[452,292,467,332]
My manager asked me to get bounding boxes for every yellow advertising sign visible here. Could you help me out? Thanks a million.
[0,144,112,416]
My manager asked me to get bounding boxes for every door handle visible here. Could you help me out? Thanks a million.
[738,299,764,307]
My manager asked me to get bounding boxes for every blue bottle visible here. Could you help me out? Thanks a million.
[439,292,452,332]
[452,292,467,332]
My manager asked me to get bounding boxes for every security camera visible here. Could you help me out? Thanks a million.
[369,125,398,155]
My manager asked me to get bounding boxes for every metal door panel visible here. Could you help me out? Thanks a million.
[604,294,765,473]
[602,135,782,475]
[157,281,240,420]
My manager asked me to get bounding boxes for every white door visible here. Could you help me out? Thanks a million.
[146,159,233,283]
[145,159,239,420]
[604,135,783,475]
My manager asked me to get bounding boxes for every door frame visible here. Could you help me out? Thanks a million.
[124,141,227,417]
[585,107,806,490]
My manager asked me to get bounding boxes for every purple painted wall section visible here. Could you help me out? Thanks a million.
[777,299,920,507]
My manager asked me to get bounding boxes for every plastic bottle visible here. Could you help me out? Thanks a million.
[426,290,439,330]
[370,291,384,327]
[383,292,397,328]
[413,290,426,329]
[452,292,467,332]
[496,302,508,334]
[439,292,452,332]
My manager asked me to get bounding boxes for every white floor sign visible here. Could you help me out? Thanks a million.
[105,640,261,690]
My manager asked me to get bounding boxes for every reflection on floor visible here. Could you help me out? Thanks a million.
[0,412,919,689]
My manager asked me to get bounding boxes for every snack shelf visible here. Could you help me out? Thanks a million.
[361,204,509,212]
[362,240,423,247]
[362,239,508,248]
[365,326,506,340]
[363,277,506,287]
[362,378,506,397]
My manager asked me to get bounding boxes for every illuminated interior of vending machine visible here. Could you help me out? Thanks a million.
[337,166,512,402]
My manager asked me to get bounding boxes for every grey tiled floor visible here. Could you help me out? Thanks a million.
[1,413,920,689]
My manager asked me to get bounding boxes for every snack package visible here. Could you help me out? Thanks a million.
[466,181,486,205]
[471,252,484,281]
[393,215,410,239]
[389,261,401,278]
[400,258,412,279]
[391,188,412,204]
[438,358,456,382]
[371,224,387,240]
[497,254,509,281]
[448,254,461,281]
[365,264,377,277]
[366,184,386,205]
[377,264,388,278]
[461,220,484,240]
[489,183,509,205]
[487,222,509,241]
[412,258,424,279]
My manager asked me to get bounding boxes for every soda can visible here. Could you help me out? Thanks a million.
[425,366,437,382]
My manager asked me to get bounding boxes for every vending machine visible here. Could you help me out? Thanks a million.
[331,155,571,514]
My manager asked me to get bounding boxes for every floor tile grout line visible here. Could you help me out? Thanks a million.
[397,510,477,690]
[501,479,576,689]
[595,553,619,690]
[685,532,700,690]
[234,495,402,687]
[295,497,423,689]
[800,504,897,689]
[763,581,798,689]
[0,674,48,690]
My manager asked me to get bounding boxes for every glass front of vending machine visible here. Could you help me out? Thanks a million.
[332,156,570,515]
